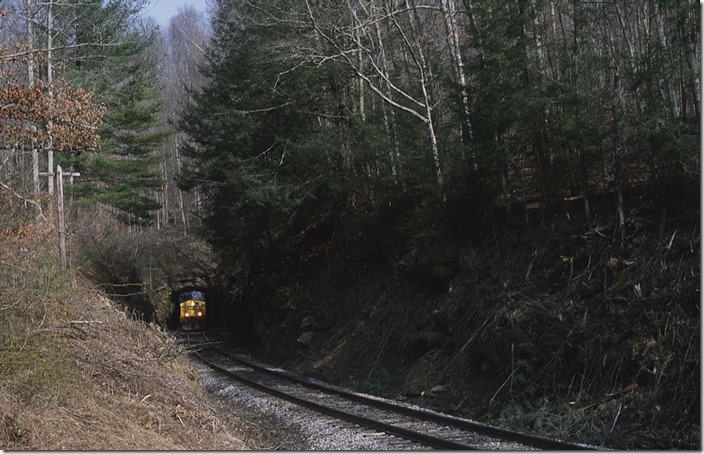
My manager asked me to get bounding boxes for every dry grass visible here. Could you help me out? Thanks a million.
[0,201,249,450]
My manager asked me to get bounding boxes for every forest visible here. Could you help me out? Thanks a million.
[176,0,699,272]
[0,0,700,449]
[0,0,699,252]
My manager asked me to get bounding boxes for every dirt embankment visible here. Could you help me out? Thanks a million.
[0,220,252,450]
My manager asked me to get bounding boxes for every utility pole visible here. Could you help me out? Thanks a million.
[57,165,66,268]
[47,0,55,196]
[56,165,80,269]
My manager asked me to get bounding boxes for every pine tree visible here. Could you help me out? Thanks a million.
[57,0,167,225]
[177,1,354,263]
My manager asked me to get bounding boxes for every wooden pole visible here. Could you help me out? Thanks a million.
[57,165,66,269]
[47,0,55,196]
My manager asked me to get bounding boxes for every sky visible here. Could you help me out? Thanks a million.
[143,0,210,28]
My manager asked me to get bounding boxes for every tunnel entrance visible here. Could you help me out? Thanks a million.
[165,284,254,347]
[166,284,240,332]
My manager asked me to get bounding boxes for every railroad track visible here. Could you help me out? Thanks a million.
[181,331,596,450]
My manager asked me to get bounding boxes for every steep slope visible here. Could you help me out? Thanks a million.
[239,207,700,450]
[0,213,248,450]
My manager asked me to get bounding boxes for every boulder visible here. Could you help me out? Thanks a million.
[297,331,317,346]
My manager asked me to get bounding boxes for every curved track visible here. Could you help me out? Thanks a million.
[183,332,596,450]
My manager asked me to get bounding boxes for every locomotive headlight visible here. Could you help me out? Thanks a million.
[184,313,190,317]
[197,312,202,317]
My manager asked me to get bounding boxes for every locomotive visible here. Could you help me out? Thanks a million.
[178,290,206,331]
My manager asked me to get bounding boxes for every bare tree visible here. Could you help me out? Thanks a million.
[440,0,473,164]
[158,6,210,234]
[306,0,448,200]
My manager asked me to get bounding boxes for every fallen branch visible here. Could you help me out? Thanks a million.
[583,383,640,411]
[0,180,45,220]
[610,402,623,432]
[605,383,639,398]
[489,368,516,405]
[666,230,677,250]
[586,225,609,238]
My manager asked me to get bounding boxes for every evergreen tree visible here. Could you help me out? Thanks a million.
[178,1,354,264]
[57,0,167,225]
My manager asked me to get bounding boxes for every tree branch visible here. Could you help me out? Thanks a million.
[0,181,45,220]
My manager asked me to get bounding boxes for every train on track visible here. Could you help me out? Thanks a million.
[178,290,206,331]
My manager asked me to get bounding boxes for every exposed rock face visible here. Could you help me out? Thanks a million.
[297,331,317,346]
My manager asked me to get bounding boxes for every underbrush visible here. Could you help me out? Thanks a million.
[339,367,402,397]
[0,202,246,449]
[473,218,700,449]
[265,205,699,450]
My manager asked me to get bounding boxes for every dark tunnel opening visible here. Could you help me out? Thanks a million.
[166,285,252,344]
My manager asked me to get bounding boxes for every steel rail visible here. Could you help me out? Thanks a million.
[185,333,598,450]
[194,348,478,450]
[203,342,594,450]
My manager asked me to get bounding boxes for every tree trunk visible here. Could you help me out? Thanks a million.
[46,0,55,197]
[405,0,445,200]
[612,75,627,245]
[440,0,474,166]
[613,1,643,114]
[373,16,401,187]
[175,136,188,236]
[25,0,40,197]
[354,10,366,124]
[649,0,679,118]
[572,0,591,228]
[676,0,700,121]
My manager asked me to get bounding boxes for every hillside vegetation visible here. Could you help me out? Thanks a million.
[80,181,698,449]
[235,199,699,450]
[0,196,248,450]
[1,189,697,450]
